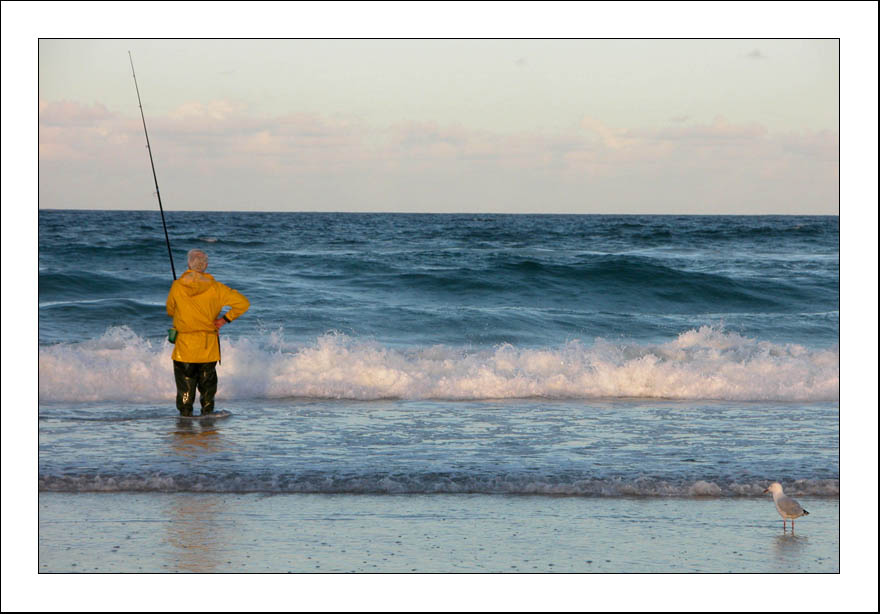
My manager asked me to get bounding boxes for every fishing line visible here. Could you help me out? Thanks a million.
[129,51,176,280]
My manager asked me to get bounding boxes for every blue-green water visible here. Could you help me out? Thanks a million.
[39,211,839,499]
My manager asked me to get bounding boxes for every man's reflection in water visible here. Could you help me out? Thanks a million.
[170,417,226,457]
[164,418,229,573]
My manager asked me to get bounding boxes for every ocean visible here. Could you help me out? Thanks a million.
[37,210,840,574]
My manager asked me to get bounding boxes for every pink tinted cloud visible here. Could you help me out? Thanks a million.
[38,100,115,126]
[40,99,369,169]
[386,121,581,172]
[39,99,838,213]
[641,115,768,141]
[39,100,139,163]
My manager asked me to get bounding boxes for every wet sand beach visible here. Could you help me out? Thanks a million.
[40,492,838,574]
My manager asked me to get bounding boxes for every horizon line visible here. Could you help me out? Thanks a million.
[37,207,840,217]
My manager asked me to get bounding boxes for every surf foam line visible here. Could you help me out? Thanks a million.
[38,325,839,403]
[37,473,840,497]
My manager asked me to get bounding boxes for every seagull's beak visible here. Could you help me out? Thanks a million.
[762,487,769,493]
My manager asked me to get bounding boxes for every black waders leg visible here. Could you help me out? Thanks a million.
[197,362,218,415]
[174,361,199,416]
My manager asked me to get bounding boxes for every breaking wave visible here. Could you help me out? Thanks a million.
[38,325,839,403]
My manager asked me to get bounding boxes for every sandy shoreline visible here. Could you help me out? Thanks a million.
[39,492,838,574]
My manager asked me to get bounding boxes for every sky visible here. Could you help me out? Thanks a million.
[35,36,842,214]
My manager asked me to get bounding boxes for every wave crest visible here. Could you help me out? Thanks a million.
[38,326,839,403]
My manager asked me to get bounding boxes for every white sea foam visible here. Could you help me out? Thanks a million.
[38,325,839,403]
[37,473,840,497]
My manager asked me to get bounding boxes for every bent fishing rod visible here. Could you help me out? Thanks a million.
[129,51,176,280]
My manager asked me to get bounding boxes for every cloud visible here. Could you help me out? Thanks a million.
[39,100,136,162]
[745,49,766,60]
[579,116,636,150]
[39,100,115,126]
[637,115,768,142]
[168,100,246,121]
[38,100,839,214]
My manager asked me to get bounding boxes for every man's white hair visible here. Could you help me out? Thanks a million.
[187,249,209,273]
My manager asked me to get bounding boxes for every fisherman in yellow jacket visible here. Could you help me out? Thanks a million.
[166,249,250,416]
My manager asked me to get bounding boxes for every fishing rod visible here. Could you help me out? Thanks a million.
[129,51,177,280]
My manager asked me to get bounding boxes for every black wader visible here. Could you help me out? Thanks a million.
[174,360,218,416]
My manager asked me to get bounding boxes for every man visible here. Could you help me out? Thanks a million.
[166,249,250,416]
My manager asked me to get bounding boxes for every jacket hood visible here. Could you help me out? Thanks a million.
[177,269,216,298]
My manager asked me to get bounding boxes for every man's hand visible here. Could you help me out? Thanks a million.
[214,318,227,330]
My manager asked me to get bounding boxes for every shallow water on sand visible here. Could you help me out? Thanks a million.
[39,492,838,573]
[38,398,839,498]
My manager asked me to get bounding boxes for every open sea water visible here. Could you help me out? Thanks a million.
[37,210,840,573]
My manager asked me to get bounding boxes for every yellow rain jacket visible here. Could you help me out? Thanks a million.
[166,269,250,363]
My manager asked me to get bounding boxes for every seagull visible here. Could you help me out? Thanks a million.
[763,482,809,532]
